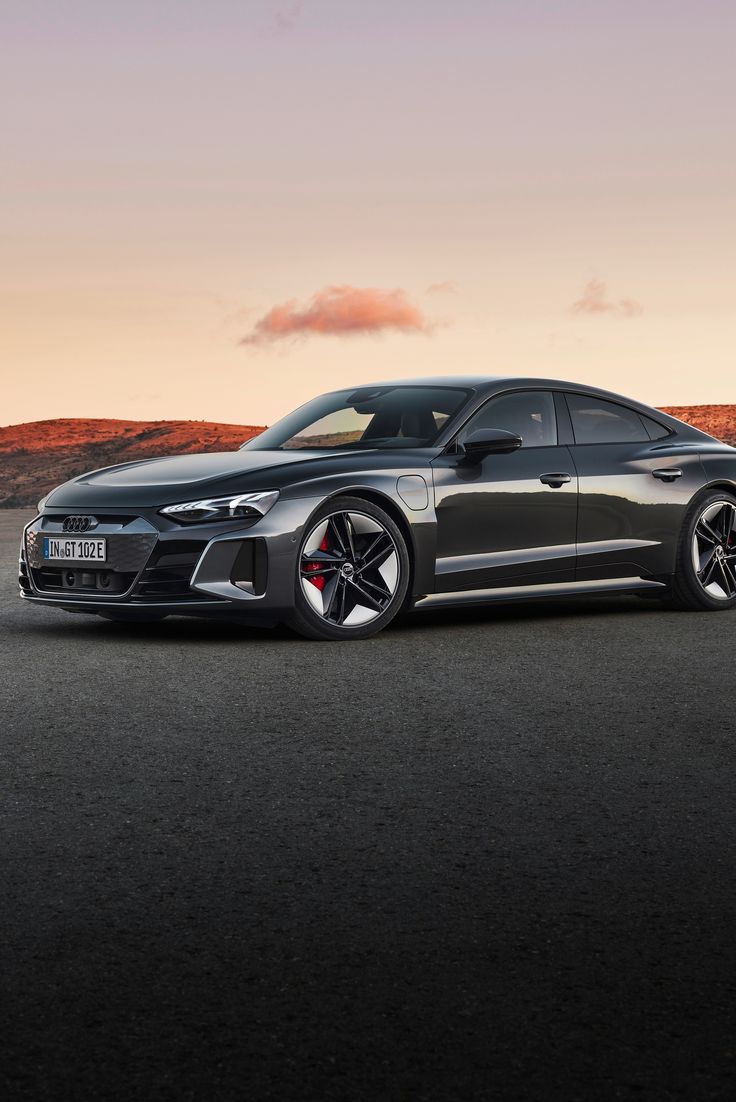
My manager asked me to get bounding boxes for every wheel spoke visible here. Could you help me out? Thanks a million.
[324,575,345,621]
[720,558,736,597]
[299,564,339,579]
[331,513,356,560]
[358,537,394,574]
[358,571,392,601]
[719,503,735,542]
[727,562,736,595]
[328,515,347,555]
[695,520,720,547]
[697,546,717,577]
[699,552,718,587]
[346,577,384,612]
[302,549,345,564]
[359,530,389,563]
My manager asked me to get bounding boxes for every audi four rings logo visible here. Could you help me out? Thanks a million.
[62,515,98,532]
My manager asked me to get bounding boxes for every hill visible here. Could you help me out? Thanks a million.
[0,407,734,507]
[0,419,265,507]
[661,406,736,445]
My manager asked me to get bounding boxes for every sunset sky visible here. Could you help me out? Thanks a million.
[3,0,735,427]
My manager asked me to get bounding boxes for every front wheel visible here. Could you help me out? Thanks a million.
[288,497,410,640]
[670,491,736,611]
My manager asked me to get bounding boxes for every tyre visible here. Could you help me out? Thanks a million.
[670,490,736,611]
[288,496,410,640]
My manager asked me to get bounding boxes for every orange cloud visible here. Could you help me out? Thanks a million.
[241,285,431,346]
[572,279,642,318]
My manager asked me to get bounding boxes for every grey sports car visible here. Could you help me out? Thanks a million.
[19,377,736,639]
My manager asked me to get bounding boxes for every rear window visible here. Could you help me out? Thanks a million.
[639,414,671,441]
[566,394,658,445]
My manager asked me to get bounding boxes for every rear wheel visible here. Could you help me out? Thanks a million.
[289,497,410,640]
[670,491,736,611]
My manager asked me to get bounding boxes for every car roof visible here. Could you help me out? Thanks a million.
[333,376,714,441]
[337,375,644,400]
[337,375,659,409]
[337,375,500,390]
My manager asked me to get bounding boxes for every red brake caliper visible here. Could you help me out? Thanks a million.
[304,533,330,591]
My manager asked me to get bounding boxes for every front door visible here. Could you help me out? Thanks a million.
[431,390,578,592]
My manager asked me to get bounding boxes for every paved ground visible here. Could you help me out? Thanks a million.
[2,508,735,1101]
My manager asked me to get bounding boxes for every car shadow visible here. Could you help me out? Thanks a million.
[390,594,673,634]
[15,614,291,644]
[14,594,672,646]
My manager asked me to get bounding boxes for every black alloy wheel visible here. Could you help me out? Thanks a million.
[671,491,736,610]
[290,496,410,640]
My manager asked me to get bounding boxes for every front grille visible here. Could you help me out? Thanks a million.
[24,516,194,602]
[25,520,156,573]
[23,520,221,605]
[25,524,153,596]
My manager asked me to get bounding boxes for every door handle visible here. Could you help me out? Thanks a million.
[652,468,683,482]
[539,472,572,488]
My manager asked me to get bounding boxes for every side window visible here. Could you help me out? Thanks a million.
[566,394,650,445]
[457,391,557,449]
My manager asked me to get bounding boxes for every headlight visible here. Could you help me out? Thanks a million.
[37,496,48,513]
[160,490,279,525]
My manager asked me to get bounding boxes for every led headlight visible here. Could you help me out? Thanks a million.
[160,490,279,524]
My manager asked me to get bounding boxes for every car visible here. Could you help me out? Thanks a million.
[19,377,736,640]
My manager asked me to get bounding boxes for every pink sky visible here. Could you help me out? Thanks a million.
[2,0,735,426]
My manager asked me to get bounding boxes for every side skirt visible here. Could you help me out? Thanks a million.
[413,576,667,611]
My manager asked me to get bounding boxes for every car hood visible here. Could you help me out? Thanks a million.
[44,447,432,508]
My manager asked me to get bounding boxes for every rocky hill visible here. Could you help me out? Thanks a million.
[1,407,734,507]
[661,406,736,446]
[0,419,265,507]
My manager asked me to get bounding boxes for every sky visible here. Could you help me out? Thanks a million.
[2,0,735,427]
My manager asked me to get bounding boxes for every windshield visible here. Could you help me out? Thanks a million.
[243,386,471,451]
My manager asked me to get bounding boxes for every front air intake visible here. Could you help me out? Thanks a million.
[230,538,268,595]
[133,539,207,601]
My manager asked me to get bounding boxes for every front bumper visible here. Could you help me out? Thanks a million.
[19,499,319,623]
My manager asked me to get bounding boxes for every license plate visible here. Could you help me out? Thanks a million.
[43,536,107,563]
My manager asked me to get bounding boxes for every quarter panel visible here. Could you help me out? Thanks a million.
[698,447,736,491]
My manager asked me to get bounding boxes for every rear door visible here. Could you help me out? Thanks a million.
[431,389,578,591]
[563,392,706,580]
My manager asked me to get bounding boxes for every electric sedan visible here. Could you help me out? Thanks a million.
[19,378,736,639]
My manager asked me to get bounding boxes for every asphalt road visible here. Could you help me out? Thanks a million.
[2,508,736,1101]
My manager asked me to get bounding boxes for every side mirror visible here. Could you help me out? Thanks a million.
[460,428,523,462]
